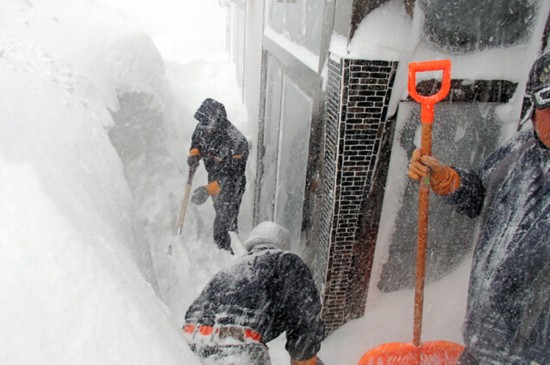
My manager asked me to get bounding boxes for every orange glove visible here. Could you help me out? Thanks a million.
[187,148,201,169]
[408,149,460,196]
[206,180,221,196]
[290,355,320,365]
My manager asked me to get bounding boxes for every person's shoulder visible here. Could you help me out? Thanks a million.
[278,250,310,270]
[279,250,303,260]
[510,129,534,147]
[482,129,533,169]
[191,123,205,136]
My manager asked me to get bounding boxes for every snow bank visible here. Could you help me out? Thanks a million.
[0,0,198,363]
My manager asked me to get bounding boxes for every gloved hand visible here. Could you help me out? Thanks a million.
[191,186,209,205]
[187,155,200,169]
[187,148,201,169]
[290,355,322,365]
[206,180,221,196]
[408,149,460,196]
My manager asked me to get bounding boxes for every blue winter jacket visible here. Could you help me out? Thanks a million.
[446,129,550,364]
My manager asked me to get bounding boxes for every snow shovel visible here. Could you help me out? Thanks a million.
[176,165,197,235]
[358,59,464,364]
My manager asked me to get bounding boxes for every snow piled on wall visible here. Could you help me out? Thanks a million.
[347,0,550,135]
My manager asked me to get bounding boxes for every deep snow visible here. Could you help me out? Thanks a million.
[3,0,545,364]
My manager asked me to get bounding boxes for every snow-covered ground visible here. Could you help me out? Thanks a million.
[0,0,473,364]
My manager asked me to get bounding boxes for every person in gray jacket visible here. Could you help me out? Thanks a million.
[183,222,324,365]
[408,52,550,364]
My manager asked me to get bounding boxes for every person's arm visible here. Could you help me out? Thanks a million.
[408,149,485,218]
[187,128,203,168]
[277,253,324,362]
[445,167,485,218]
[408,149,460,195]
[227,135,249,177]
[213,135,248,196]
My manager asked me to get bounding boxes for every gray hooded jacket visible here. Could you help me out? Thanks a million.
[184,222,324,361]
[447,130,550,364]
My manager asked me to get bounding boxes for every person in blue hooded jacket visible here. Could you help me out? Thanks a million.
[187,98,249,253]
[183,221,325,365]
[408,52,550,364]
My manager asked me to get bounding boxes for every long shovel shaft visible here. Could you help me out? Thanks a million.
[176,166,197,235]
[414,122,433,346]
[177,183,192,235]
[356,60,461,365]
[408,60,450,347]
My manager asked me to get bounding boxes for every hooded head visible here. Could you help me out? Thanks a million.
[519,52,550,129]
[194,98,228,133]
[526,52,550,98]
[242,221,291,252]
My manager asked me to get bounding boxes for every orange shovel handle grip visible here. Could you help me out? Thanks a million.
[408,60,452,124]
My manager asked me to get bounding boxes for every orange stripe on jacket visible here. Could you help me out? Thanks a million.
[291,356,318,365]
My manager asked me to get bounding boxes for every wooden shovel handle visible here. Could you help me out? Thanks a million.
[408,60,451,346]
[176,166,197,235]
[414,123,432,346]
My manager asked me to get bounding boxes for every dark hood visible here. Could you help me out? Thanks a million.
[194,98,228,130]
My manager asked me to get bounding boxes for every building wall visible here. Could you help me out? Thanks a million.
[313,54,398,333]
[229,0,264,235]
[243,1,264,134]
[246,0,550,338]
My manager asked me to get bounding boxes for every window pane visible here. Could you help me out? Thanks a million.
[418,0,539,53]
[267,0,285,34]
[266,0,324,55]
[257,56,284,222]
[303,0,323,54]
[377,102,502,291]
[274,76,313,249]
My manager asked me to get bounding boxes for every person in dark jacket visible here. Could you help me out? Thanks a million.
[187,98,249,253]
[408,52,550,364]
[183,221,325,365]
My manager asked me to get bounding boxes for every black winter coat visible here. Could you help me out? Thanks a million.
[446,130,550,364]
[184,244,324,361]
[190,99,248,201]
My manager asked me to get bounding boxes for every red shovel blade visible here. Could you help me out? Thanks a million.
[358,341,464,365]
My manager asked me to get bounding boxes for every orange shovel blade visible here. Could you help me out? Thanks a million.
[358,341,464,365]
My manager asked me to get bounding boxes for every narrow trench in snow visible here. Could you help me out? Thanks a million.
[107,90,170,294]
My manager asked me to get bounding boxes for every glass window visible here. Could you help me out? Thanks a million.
[418,0,540,53]
[266,0,324,55]
[274,76,313,250]
[231,4,246,87]
[257,56,283,222]
[376,102,501,291]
